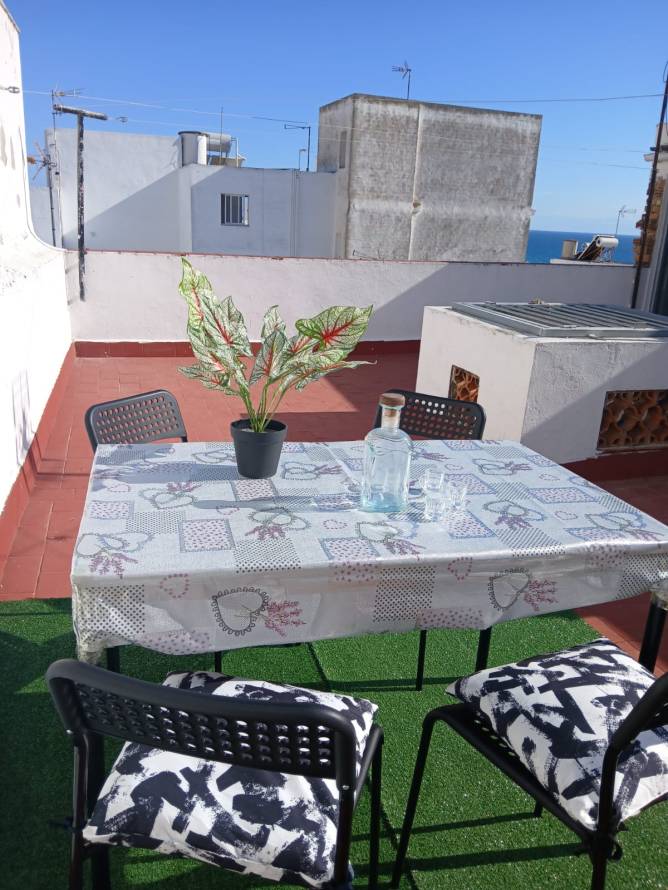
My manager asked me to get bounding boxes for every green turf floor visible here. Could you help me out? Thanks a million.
[0,600,666,890]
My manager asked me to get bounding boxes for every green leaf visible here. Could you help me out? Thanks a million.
[260,305,286,340]
[202,295,252,358]
[250,329,288,385]
[179,258,214,329]
[295,305,372,355]
[279,353,373,392]
[178,362,237,394]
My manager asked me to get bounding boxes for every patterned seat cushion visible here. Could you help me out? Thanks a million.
[83,671,377,887]
[447,638,668,830]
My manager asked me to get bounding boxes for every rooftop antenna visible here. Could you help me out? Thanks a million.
[392,61,412,100]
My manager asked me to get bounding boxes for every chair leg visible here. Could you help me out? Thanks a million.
[214,650,223,673]
[590,849,608,890]
[391,711,440,888]
[475,628,492,672]
[416,630,428,691]
[69,835,84,890]
[91,846,111,890]
[368,742,383,889]
[533,800,543,818]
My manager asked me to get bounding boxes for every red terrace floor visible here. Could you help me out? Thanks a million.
[1,350,667,674]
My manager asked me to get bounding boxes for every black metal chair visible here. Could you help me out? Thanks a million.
[373,388,488,689]
[392,641,668,890]
[47,659,383,890]
[85,389,188,451]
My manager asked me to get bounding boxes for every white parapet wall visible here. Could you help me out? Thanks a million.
[416,306,668,464]
[68,249,635,343]
[0,3,70,515]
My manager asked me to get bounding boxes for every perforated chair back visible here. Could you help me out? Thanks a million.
[373,388,485,440]
[47,659,357,786]
[85,389,188,450]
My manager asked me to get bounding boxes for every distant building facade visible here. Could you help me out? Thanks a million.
[32,128,336,257]
[31,94,541,262]
[317,94,541,262]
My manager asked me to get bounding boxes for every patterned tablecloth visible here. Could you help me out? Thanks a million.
[71,440,668,663]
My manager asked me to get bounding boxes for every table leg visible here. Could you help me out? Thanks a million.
[105,646,120,673]
[638,592,667,672]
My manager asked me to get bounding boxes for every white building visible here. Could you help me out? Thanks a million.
[32,93,541,262]
[318,93,541,262]
[32,128,337,257]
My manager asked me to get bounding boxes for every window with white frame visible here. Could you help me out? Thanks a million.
[221,193,249,226]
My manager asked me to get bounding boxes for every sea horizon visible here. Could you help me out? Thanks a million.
[527,229,635,264]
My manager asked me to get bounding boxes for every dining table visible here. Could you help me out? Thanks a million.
[70,439,668,668]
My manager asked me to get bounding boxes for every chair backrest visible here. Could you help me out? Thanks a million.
[598,671,668,834]
[85,390,188,450]
[46,659,358,788]
[373,388,486,440]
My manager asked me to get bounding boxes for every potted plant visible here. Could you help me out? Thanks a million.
[178,258,373,479]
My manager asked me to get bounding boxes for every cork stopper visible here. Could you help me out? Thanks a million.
[379,392,406,409]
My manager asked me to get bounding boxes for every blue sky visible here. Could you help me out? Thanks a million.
[12,0,668,233]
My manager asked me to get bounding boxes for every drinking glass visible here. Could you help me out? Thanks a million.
[423,468,446,521]
[446,479,469,515]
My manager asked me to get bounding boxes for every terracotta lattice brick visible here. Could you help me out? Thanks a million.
[448,365,480,403]
[598,389,668,451]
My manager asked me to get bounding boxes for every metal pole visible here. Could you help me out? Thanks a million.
[52,104,108,301]
[407,70,411,100]
[76,113,85,299]
[630,68,668,309]
[306,125,311,172]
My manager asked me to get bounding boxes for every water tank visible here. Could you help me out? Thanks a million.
[179,131,207,166]
[205,132,232,155]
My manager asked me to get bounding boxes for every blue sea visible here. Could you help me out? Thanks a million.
[526,230,635,264]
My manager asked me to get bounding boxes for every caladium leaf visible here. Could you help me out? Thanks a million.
[179,258,212,329]
[278,353,373,392]
[179,362,237,394]
[202,295,253,358]
[295,305,372,354]
[187,322,248,390]
[250,329,288,385]
[260,305,286,340]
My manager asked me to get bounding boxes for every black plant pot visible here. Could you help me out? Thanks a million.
[230,419,288,479]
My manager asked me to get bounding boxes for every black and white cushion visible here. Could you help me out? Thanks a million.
[447,638,668,830]
[83,672,377,888]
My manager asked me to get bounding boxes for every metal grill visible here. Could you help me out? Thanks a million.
[450,303,668,339]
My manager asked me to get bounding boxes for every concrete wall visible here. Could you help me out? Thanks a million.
[68,249,634,343]
[317,94,541,262]
[36,129,337,258]
[316,96,353,258]
[0,2,70,513]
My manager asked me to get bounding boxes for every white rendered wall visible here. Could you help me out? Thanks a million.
[68,249,634,343]
[417,308,668,463]
[0,3,70,513]
[522,338,668,463]
[416,308,537,441]
[36,129,337,257]
[47,129,183,251]
[190,166,336,257]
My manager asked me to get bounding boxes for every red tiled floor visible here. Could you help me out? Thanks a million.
[0,351,667,674]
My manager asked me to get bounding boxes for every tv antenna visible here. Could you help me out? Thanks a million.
[392,61,412,99]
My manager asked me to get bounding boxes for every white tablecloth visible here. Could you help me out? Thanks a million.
[71,440,668,662]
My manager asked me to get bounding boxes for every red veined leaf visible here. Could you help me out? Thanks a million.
[295,305,372,354]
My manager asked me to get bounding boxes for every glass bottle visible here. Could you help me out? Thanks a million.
[361,393,413,512]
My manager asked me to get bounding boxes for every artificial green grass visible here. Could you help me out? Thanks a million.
[0,600,665,890]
